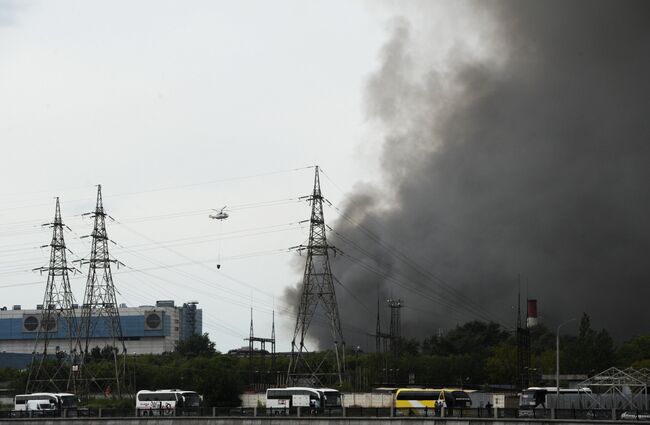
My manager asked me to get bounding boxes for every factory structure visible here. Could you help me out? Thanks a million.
[0,300,201,367]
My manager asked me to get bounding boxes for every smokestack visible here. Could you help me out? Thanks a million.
[526,299,538,328]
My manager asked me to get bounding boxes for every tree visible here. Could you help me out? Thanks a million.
[529,324,556,354]
[486,343,517,384]
[399,337,421,356]
[592,329,615,372]
[423,321,509,356]
[617,335,650,367]
[175,333,216,357]
[191,356,243,406]
[422,334,454,356]
[565,313,615,374]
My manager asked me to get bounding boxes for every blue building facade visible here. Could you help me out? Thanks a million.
[0,300,202,368]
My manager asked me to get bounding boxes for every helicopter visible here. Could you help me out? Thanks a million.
[209,206,229,221]
[209,206,229,269]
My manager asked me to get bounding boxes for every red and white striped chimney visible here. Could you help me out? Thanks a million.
[526,299,538,328]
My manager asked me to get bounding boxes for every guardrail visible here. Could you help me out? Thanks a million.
[0,407,646,420]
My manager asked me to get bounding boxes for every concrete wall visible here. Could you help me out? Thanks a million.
[241,393,265,407]
[344,393,393,408]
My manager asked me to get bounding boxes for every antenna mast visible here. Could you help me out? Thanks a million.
[26,198,81,393]
[288,166,345,386]
[516,276,531,390]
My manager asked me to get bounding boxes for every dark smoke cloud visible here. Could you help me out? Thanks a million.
[286,0,650,350]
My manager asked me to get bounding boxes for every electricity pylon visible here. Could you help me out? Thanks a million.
[26,198,81,393]
[288,166,345,386]
[76,185,128,398]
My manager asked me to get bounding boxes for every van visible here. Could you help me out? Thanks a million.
[25,399,56,416]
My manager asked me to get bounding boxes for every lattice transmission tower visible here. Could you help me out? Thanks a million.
[76,185,128,398]
[288,166,345,386]
[26,197,82,393]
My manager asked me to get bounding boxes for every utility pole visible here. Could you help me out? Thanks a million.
[270,310,276,373]
[375,296,382,353]
[516,282,531,390]
[26,198,81,393]
[76,185,128,398]
[288,166,345,387]
[555,318,576,407]
[374,290,393,354]
[374,293,392,386]
[387,299,403,357]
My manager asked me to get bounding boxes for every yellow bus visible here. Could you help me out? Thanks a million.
[394,388,472,416]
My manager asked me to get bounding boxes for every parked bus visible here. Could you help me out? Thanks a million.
[519,387,592,416]
[318,388,343,409]
[394,388,472,416]
[14,393,78,412]
[266,387,342,413]
[136,389,201,416]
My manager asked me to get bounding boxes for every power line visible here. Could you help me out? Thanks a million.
[325,202,507,327]
[0,167,313,213]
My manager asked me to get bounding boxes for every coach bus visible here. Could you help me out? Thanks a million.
[266,387,342,413]
[395,388,472,416]
[14,393,78,412]
[318,388,343,409]
[519,387,592,416]
[136,389,201,416]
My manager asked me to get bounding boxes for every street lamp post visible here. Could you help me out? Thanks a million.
[556,318,576,407]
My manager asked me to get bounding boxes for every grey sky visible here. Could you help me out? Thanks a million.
[2,0,600,355]
[0,0,401,352]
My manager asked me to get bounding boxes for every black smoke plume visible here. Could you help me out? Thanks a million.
[287,1,650,349]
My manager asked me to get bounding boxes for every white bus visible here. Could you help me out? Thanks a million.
[520,387,592,415]
[318,388,343,409]
[266,387,342,413]
[136,389,201,416]
[14,393,78,412]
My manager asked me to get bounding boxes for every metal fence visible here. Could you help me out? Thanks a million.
[500,407,643,421]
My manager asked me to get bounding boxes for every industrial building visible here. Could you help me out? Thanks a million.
[0,300,201,367]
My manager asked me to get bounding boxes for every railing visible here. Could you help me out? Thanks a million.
[0,406,643,419]
[503,407,638,420]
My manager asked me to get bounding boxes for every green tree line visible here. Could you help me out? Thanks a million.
[3,316,650,408]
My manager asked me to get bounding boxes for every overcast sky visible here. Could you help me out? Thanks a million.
[2,3,647,392]
[0,0,410,352]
